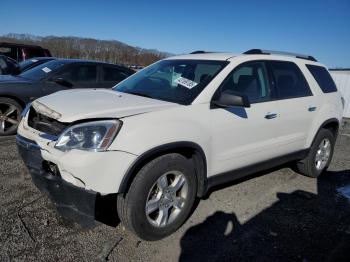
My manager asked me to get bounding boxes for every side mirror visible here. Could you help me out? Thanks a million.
[212,91,251,108]
[52,77,73,88]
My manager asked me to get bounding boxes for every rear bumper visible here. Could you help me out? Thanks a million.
[16,135,98,226]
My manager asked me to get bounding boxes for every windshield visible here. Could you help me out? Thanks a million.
[19,59,38,69]
[19,60,66,81]
[18,58,43,71]
[114,59,228,104]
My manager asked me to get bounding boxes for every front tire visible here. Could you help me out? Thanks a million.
[117,153,197,241]
[294,129,335,178]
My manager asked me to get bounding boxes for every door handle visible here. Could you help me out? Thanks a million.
[265,113,277,119]
[308,106,317,112]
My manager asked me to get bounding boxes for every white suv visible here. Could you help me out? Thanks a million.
[17,49,344,240]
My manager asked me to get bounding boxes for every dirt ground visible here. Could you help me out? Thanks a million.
[1,121,350,261]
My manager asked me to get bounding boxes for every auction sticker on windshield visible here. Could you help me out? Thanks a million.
[42,67,52,73]
[175,77,198,89]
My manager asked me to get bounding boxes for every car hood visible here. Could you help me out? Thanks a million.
[32,89,179,122]
[0,75,32,83]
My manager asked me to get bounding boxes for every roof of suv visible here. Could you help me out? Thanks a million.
[166,52,237,61]
[165,50,324,66]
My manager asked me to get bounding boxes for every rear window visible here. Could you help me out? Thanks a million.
[24,48,47,59]
[306,65,337,93]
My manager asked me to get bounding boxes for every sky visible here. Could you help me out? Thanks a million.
[1,0,349,67]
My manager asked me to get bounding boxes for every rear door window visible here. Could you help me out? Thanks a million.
[306,65,337,93]
[269,61,312,99]
[102,66,129,82]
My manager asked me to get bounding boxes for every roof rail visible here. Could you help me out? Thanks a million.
[190,50,208,54]
[243,49,317,62]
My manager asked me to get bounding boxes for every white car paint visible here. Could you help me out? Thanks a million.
[32,89,178,122]
[17,52,344,194]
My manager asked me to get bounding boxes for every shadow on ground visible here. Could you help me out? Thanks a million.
[180,170,350,262]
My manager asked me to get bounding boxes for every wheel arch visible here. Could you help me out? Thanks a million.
[118,141,208,197]
[321,118,340,138]
[0,94,26,109]
[311,118,340,146]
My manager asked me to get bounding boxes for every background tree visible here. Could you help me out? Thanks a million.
[0,33,171,66]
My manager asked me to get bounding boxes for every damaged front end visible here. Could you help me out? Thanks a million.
[28,102,68,137]
[16,134,98,227]
[16,100,137,227]
[17,104,100,226]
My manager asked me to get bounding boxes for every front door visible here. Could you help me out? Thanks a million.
[210,61,281,175]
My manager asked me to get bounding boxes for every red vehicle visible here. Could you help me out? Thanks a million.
[0,42,51,62]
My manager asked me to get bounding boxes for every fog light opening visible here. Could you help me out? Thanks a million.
[42,161,61,177]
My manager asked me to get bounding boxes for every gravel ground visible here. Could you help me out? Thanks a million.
[1,121,350,262]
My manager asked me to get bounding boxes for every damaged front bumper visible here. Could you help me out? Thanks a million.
[16,134,98,226]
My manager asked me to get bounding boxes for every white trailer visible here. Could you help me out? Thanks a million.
[330,69,350,118]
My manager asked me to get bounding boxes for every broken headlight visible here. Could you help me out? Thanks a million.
[55,120,122,152]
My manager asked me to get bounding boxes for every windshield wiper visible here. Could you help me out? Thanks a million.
[125,91,154,99]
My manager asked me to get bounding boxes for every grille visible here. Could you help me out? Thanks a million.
[27,107,68,137]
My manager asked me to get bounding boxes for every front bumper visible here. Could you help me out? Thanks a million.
[16,135,98,226]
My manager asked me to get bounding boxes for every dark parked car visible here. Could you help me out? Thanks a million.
[0,59,134,135]
[0,42,51,62]
[18,57,56,74]
[0,55,20,75]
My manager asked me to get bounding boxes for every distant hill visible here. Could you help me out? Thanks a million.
[0,33,173,66]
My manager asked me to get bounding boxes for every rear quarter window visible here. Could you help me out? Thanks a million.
[306,65,337,93]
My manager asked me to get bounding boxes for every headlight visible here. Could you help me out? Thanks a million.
[55,120,122,152]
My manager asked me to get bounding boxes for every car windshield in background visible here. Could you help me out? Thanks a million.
[114,59,228,104]
[19,60,66,81]
[19,59,39,70]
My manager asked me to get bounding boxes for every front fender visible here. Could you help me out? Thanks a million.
[111,104,211,156]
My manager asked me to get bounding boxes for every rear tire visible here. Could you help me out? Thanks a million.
[117,153,197,241]
[294,129,335,178]
[0,97,22,136]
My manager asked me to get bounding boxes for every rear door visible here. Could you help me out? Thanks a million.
[268,60,319,154]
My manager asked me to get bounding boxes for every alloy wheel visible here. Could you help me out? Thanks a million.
[145,171,189,227]
[315,138,331,171]
[0,102,20,134]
